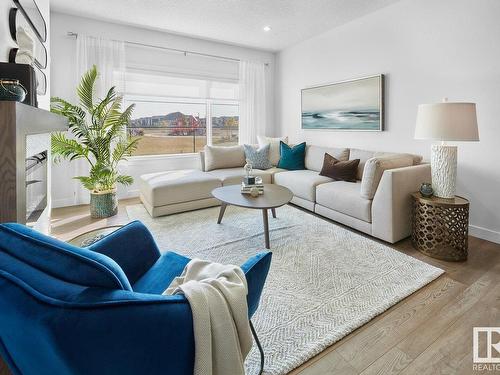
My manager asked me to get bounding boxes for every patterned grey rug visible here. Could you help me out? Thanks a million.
[126,204,444,375]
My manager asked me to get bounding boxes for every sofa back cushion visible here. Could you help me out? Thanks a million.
[305,145,350,172]
[350,148,423,180]
[377,152,423,165]
[349,148,376,180]
[204,145,246,171]
[360,154,415,199]
[257,135,288,166]
[0,223,132,291]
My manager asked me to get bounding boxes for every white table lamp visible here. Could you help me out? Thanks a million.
[415,99,479,198]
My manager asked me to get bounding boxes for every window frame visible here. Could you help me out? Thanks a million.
[124,94,239,158]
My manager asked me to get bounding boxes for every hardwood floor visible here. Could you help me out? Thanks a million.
[1,199,499,375]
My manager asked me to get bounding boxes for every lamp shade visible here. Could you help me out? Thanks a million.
[415,102,479,141]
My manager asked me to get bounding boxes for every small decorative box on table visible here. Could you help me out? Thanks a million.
[411,192,469,261]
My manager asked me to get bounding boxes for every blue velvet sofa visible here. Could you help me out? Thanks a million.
[0,221,272,375]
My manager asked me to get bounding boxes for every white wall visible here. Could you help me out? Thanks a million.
[276,0,500,243]
[50,12,276,207]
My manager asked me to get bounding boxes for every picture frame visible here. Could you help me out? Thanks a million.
[301,74,384,131]
[13,0,47,42]
[9,8,48,69]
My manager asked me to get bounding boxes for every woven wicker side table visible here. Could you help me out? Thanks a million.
[411,192,469,261]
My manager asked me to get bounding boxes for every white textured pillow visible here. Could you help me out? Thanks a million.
[203,145,246,171]
[360,154,415,199]
[257,135,288,166]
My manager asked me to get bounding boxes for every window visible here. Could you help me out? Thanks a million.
[124,70,239,156]
[211,103,239,147]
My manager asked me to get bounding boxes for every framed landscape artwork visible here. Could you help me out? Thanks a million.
[301,74,384,131]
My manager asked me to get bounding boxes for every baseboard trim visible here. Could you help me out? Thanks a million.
[469,225,500,244]
[52,198,75,208]
[123,189,140,199]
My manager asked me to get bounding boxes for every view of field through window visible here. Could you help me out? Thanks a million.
[126,99,239,156]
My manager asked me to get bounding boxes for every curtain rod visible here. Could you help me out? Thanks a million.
[67,32,269,66]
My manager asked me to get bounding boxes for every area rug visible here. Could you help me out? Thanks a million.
[126,204,444,375]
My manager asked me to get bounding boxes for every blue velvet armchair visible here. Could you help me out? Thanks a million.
[0,221,272,375]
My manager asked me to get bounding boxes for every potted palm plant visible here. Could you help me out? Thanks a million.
[51,65,138,218]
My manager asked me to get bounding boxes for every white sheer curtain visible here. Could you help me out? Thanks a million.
[72,35,126,204]
[238,60,267,144]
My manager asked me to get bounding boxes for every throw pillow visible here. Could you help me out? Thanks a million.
[277,141,306,170]
[257,135,288,166]
[204,145,246,171]
[360,154,415,199]
[243,144,272,170]
[319,153,360,182]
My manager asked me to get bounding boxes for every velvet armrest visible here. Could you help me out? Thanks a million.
[88,221,161,284]
[241,251,272,318]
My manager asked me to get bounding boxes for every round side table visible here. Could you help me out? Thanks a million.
[411,192,469,261]
[68,225,123,247]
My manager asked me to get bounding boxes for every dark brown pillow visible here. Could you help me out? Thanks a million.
[319,153,360,182]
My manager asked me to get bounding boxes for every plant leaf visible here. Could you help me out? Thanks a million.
[77,65,98,113]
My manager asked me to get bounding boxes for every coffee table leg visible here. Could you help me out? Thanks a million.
[262,209,270,249]
[271,208,277,218]
[217,203,227,224]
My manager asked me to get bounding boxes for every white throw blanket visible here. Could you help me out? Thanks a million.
[164,259,252,375]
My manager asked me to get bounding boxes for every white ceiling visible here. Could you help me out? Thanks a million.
[50,0,400,51]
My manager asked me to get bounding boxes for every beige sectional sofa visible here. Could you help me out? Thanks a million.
[139,144,430,243]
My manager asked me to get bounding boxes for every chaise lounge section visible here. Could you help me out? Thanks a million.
[139,144,430,244]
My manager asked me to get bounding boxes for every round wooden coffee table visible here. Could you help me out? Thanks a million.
[212,184,293,249]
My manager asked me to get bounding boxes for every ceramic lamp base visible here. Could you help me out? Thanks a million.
[431,144,457,198]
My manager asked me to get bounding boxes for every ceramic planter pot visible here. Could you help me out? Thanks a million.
[90,189,118,218]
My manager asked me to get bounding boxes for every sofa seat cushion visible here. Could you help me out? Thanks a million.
[207,167,273,186]
[316,181,372,222]
[274,170,332,202]
[133,251,190,294]
[140,169,221,207]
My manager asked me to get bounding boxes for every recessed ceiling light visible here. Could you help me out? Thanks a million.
[263,26,272,32]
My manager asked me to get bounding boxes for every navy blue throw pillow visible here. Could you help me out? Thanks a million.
[277,141,306,170]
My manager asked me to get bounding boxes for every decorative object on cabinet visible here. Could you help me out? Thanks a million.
[0,62,38,106]
[0,79,27,102]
